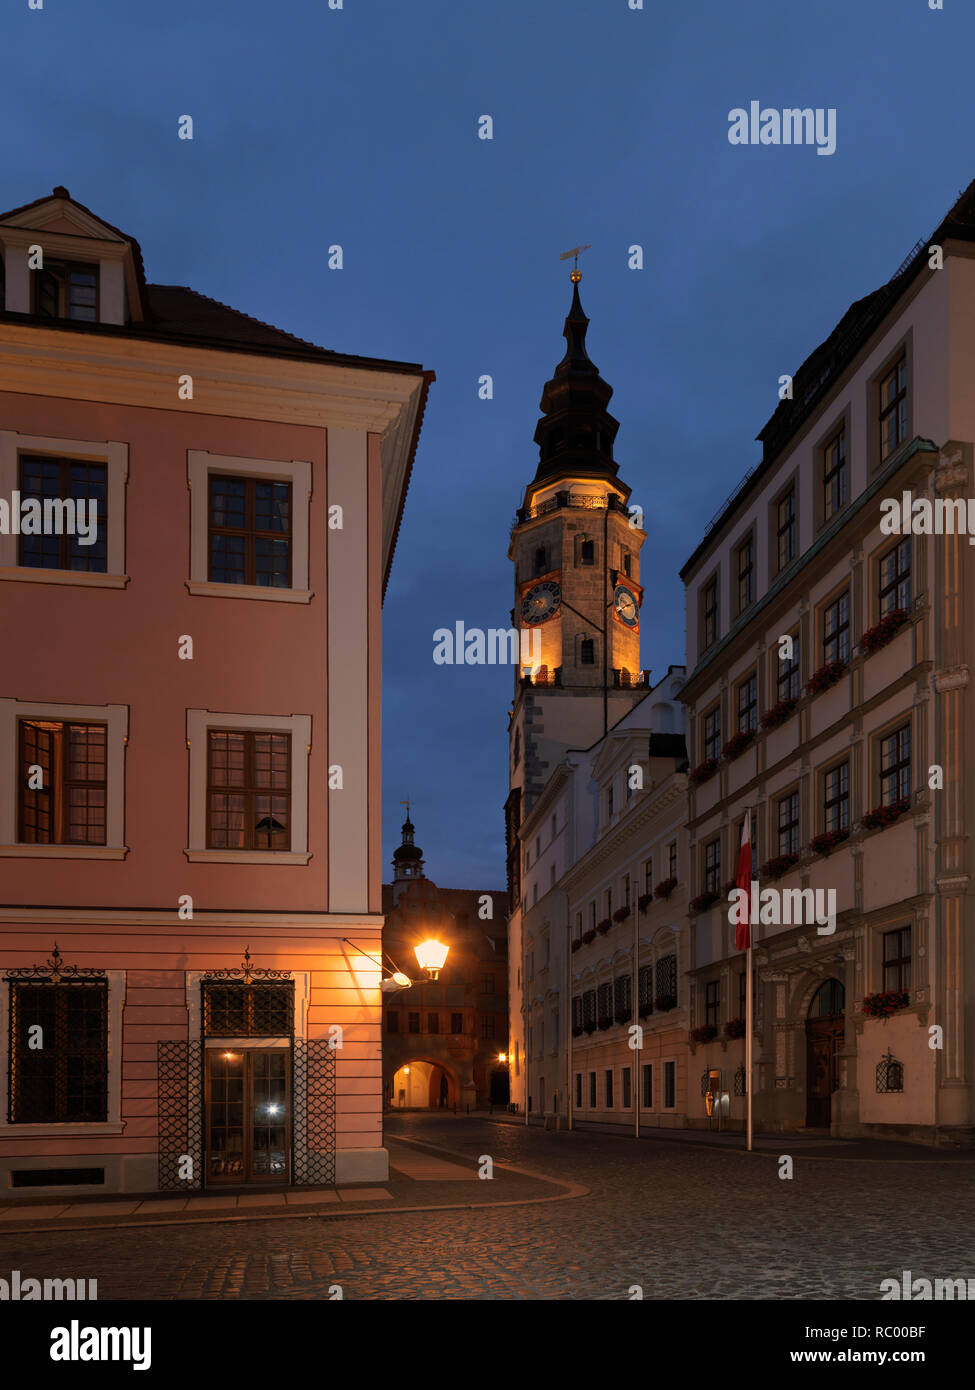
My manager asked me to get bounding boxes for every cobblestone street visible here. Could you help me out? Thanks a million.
[2,1115,974,1300]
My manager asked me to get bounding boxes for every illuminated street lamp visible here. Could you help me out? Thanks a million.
[497,1052,507,1064]
[414,938,449,981]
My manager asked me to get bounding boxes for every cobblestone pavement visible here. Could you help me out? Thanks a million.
[1,1114,973,1300]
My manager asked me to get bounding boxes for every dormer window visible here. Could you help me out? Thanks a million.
[35,259,99,322]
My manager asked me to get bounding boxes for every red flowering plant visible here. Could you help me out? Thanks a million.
[690,1024,718,1045]
[760,853,799,880]
[861,990,910,1019]
[570,938,582,953]
[581,928,597,945]
[809,827,850,856]
[638,892,653,912]
[722,729,755,761]
[654,876,677,899]
[689,757,720,785]
[761,697,799,730]
[613,905,632,923]
[724,1017,746,1040]
[806,660,847,696]
[860,608,909,655]
[596,917,612,935]
[862,797,911,831]
[689,890,720,913]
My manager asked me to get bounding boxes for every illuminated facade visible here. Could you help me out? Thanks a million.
[382,816,508,1110]
[0,187,431,1196]
[505,274,654,1112]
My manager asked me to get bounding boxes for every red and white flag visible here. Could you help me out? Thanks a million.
[735,810,752,950]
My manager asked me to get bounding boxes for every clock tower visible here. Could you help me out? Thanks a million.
[506,270,648,821]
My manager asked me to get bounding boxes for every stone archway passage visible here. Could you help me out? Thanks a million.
[805,978,845,1128]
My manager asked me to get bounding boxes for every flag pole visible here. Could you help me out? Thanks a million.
[746,938,753,1152]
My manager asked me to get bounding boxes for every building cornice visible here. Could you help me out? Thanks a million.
[0,320,424,432]
[561,774,686,892]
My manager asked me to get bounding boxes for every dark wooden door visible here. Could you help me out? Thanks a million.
[805,1017,843,1126]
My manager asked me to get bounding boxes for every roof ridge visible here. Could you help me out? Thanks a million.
[148,282,332,354]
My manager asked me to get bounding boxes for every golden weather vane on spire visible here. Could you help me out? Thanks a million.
[560,243,592,282]
[400,797,411,820]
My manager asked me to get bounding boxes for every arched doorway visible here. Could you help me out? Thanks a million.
[805,978,845,1127]
[389,1060,460,1109]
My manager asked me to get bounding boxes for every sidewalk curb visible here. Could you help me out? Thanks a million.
[0,1136,587,1236]
[474,1112,975,1163]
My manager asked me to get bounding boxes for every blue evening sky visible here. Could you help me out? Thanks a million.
[4,0,970,886]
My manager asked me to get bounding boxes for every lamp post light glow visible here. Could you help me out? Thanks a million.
[414,938,449,981]
[497,1052,507,1064]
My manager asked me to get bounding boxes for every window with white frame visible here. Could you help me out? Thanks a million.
[0,700,128,858]
[185,709,311,863]
[0,433,128,586]
[186,451,312,602]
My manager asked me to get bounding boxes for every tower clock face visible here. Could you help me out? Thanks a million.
[521,579,562,625]
[613,583,639,627]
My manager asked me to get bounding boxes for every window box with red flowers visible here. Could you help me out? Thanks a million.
[581,929,597,945]
[861,990,910,1019]
[722,729,755,761]
[761,697,799,731]
[690,1025,718,1044]
[724,1016,746,1040]
[596,918,612,935]
[613,905,631,923]
[805,660,847,696]
[571,938,582,953]
[861,796,911,831]
[597,1015,613,1031]
[809,828,850,857]
[654,876,678,900]
[654,994,677,1012]
[689,890,720,913]
[638,892,653,912]
[760,853,799,880]
[689,757,720,785]
[860,608,909,655]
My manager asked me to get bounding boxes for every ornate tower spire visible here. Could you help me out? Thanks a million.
[392,807,424,884]
[530,271,623,495]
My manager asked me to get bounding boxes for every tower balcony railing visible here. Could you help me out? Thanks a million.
[521,666,562,688]
[613,668,651,689]
[511,491,628,532]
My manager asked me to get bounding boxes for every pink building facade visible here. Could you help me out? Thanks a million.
[0,188,431,1196]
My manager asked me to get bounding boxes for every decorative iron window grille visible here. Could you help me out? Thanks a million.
[876,1050,904,1094]
[582,990,595,1027]
[5,945,108,1125]
[655,954,677,1001]
[7,979,108,1124]
[734,1064,746,1096]
[638,965,654,1012]
[614,976,631,1015]
[596,982,613,1017]
[202,983,294,1037]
